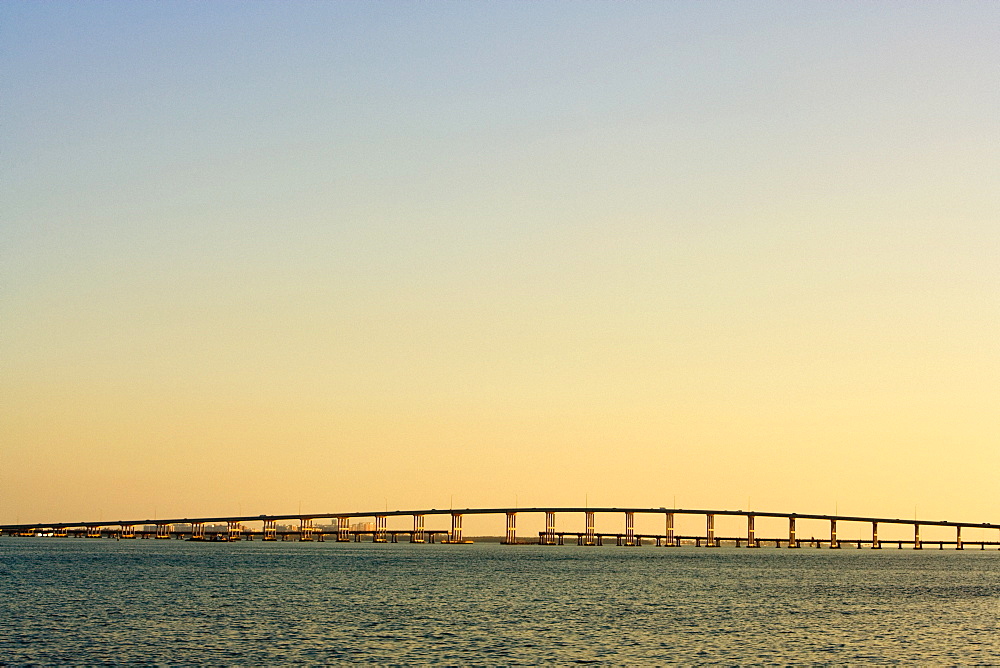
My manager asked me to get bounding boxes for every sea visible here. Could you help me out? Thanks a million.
[2,538,999,664]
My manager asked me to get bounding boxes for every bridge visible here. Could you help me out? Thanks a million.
[3,507,999,549]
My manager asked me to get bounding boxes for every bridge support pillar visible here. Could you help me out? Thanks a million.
[956,526,963,550]
[191,522,206,540]
[543,511,556,545]
[411,514,425,543]
[665,512,675,546]
[625,512,635,546]
[299,518,314,541]
[448,513,463,543]
[706,514,716,547]
[585,512,595,546]
[120,524,135,539]
[374,516,387,542]
[788,517,798,548]
[86,525,102,539]
[504,512,516,544]
[336,517,350,542]
[747,515,757,547]
[228,521,242,541]
[871,521,880,549]
[913,523,921,550]
[830,519,840,548]
[262,519,276,541]
[155,523,171,540]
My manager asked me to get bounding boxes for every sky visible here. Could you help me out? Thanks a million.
[2,1,998,539]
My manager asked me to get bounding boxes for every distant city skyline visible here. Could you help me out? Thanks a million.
[2,1,998,531]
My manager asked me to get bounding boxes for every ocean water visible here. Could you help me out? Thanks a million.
[1,538,999,664]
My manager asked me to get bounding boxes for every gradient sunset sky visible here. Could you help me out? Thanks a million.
[3,2,998,537]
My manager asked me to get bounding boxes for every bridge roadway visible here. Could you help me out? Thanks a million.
[3,507,1000,549]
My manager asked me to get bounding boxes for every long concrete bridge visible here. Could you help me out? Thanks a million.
[3,507,999,549]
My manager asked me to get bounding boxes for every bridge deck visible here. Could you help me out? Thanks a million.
[2,507,998,531]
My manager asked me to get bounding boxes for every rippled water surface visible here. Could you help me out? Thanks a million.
[2,538,999,664]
